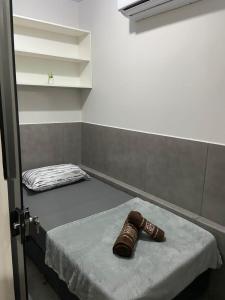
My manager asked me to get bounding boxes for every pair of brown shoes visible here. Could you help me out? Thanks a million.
[113,211,165,258]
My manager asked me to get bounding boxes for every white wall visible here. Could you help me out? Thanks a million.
[12,0,79,27]
[17,87,82,124]
[79,0,225,145]
[0,135,15,300]
[13,0,82,124]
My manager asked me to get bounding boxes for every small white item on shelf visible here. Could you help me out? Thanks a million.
[48,72,54,84]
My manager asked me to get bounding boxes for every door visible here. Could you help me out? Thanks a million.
[0,135,15,300]
[0,0,28,299]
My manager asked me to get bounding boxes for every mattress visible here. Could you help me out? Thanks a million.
[23,177,132,251]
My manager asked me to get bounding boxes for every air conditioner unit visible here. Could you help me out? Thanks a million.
[118,0,200,20]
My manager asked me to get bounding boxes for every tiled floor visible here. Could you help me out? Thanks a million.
[27,257,60,300]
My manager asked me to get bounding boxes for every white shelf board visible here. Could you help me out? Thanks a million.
[13,15,90,37]
[15,49,90,63]
[16,81,92,89]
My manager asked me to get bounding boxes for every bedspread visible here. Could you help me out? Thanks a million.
[45,198,222,300]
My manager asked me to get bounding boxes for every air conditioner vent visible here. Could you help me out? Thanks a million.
[118,0,200,20]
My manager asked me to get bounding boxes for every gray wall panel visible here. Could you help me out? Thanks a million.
[63,123,81,165]
[82,124,149,191]
[20,123,81,171]
[20,123,64,171]
[144,136,207,213]
[82,123,207,214]
[202,144,225,226]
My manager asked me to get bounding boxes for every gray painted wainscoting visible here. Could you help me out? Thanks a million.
[20,122,81,171]
[202,144,225,226]
[82,123,207,215]
[82,123,225,227]
[20,122,225,227]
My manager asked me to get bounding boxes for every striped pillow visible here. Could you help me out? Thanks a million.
[22,164,90,192]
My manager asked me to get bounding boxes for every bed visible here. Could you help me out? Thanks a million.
[23,177,221,300]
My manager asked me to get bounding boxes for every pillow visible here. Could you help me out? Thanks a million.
[22,164,90,192]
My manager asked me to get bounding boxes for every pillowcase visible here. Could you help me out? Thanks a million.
[22,164,90,192]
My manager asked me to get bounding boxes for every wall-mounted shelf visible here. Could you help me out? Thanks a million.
[13,15,92,89]
[15,49,90,63]
[17,81,92,89]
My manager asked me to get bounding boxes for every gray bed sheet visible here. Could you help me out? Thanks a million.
[23,177,132,251]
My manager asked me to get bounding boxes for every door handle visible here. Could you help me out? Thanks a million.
[11,207,40,243]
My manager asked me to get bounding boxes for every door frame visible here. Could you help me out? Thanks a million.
[0,134,15,300]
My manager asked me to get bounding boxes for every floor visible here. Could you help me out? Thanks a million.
[27,257,60,300]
